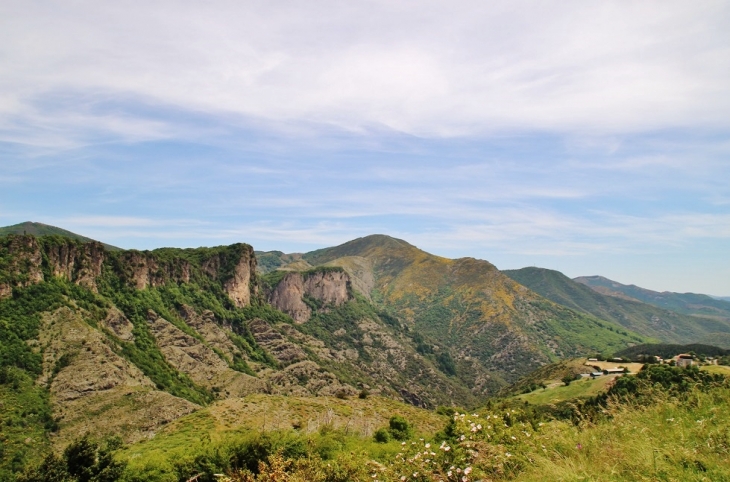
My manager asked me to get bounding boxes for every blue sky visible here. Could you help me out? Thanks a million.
[1,1,729,295]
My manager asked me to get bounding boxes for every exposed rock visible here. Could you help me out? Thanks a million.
[38,307,198,446]
[46,241,105,291]
[148,315,265,397]
[101,307,135,341]
[269,273,311,323]
[267,361,356,397]
[247,318,308,365]
[0,235,44,298]
[268,270,351,323]
[179,305,246,363]
[304,270,350,305]
[202,245,257,307]
[326,256,375,300]
[118,252,164,289]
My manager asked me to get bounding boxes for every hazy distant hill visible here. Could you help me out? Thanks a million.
[574,275,730,321]
[0,221,120,250]
[504,267,730,344]
[614,343,730,360]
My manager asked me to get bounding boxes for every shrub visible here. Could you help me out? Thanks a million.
[387,415,412,441]
[373,428,391,443]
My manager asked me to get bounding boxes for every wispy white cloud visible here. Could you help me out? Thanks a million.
[1,1,729,294]
[1,1,729,147]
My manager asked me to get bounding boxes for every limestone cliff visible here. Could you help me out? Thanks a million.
[0,235,44,298]
[0,235,258,309]
[201,244,257,307]
[46,240,105,291]
[268,269,351,323]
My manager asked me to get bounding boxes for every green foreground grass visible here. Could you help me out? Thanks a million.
[14,365,730,481]
[516,386,730,481]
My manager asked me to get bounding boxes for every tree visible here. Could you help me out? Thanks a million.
[18,437,126,482]
[562,374,575,386]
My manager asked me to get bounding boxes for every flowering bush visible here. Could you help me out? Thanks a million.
[372,410,539,481]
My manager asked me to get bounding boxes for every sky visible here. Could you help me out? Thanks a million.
[1,1,729,295]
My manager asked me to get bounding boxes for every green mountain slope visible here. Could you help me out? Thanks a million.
[0,221,120,250]
[504,267,730,343]
[0,233,489,472]
[574,275,730,321]
[303,235,646,389]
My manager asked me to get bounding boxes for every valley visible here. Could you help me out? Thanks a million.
[1,224,730,481]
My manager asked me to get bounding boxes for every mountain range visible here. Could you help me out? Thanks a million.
[2,221,729,476]
[504,267,730,346]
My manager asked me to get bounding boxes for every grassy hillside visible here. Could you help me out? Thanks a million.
[304,235,646,391]
[49,364,727,482]
[575,275,730,321]
[0,222,119,250]
[505,267,730,343]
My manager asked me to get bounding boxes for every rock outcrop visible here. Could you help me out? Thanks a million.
[147,311,265,398]
[46,241,105,291]
[0,235,258,309]
[201,244,257,308]
[39,307,198,446]
[0,235,44,298]
[268,270,351,323]
[247,318,308,365]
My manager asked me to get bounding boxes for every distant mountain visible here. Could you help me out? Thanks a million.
[299,235,645,389]
[504,267,730,344]
[614,343,730,360]
[574,275,730,321]
[0,221,120,250]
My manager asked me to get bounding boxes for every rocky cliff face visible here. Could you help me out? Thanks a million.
[201,244,257,307]
[268,270,351,323]
[46,241,105,291]
[0,235,44,298]
[0,235,257,309]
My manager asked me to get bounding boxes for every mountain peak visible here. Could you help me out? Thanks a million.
[0,221,120,250]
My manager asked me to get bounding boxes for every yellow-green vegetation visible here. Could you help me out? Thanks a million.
[513,374,620,405]
[103,365,728,482]
[499,358,592,396]
[305,235,647,394]
[701,364,730,375]
[587,361,643,372]
[121,394,446,468]
[516,383,730,481]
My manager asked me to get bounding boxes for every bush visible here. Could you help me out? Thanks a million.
[373,428,391,443]
[17,436,125,482]
[387,415,412,441]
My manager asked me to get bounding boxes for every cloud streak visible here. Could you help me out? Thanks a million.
[1,1,729,294]
[2,0,730,146]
